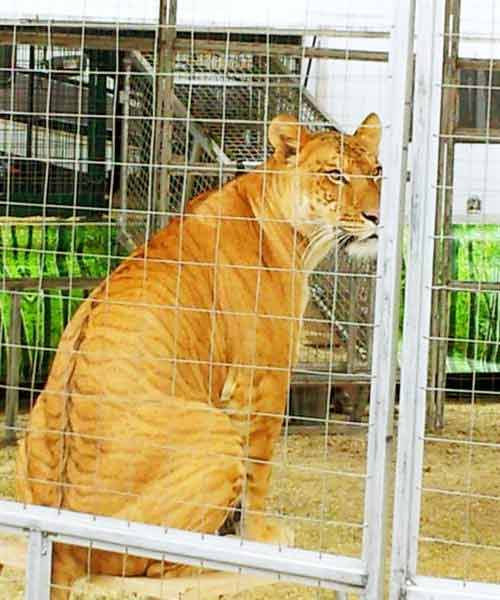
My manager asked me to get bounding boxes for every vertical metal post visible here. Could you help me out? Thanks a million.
[5,292,21,445]
[155,0,177,230]
[184,140,201,204]
[362,1,416,599]
[120,56,132,236]
[25,530,52,600]
[428,0,461,430]
[389,1,447,598]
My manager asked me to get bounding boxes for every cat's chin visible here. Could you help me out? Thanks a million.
[346,237,378,261]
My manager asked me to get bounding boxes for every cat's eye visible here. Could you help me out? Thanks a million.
[373,165,383,178]
[325,169,347,184]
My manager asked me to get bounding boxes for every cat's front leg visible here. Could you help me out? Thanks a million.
[222,370,294,546]
[242,407,295,546]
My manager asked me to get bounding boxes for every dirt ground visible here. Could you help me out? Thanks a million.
[0,402,499,599]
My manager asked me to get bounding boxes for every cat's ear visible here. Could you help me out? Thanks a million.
[353,113,382,155]
[268,114,312,159]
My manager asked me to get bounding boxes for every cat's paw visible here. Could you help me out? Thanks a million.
[241,517,294,546]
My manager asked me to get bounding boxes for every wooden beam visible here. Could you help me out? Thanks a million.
[5,293,21,445]
[450,127,500,143]
[427,0,461,431]
[0,28,388,62]
[174,39,388,62]
[119,55,132,237]
[2,277,101,291]
[0,30,154,52]
[0,534,273,599]
[79,571,271,599]
[155,0,178,229]
[457,57,500,71]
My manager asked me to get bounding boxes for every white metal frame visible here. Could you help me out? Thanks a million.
[390,1,500,599]
[362,0,416,598]
[0,2,415,598]
[390,0,446,593]
[0,501,364,597]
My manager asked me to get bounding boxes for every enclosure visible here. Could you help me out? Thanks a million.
[0,0,499,599]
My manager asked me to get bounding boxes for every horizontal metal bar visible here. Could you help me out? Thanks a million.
[421,486,500,503]
[418,535,500,554]
[292,370,372,383]
[443,128,500,143]
[425,386,499,397]
[424,436,500,451]
[434,281,500,293]
[428,334,499,346]
[407,576,500,599]
[0,500,367,591]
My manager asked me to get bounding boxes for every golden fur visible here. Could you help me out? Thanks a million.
[15,113,382,598]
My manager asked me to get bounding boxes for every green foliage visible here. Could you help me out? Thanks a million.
[0,223,498,384]
[449,225,500,366]
[0,223,125,382]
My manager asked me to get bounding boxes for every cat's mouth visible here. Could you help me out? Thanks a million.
[344,233,378,260]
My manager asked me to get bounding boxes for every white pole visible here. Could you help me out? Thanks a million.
[25,530,52,600]
[389,1,447,598]
[362,1,417,598]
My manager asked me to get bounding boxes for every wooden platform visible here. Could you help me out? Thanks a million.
[0,534,273,599]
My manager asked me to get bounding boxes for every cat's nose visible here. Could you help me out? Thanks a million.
[362,212,379,226]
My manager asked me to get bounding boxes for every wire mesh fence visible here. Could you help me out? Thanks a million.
[1,1,498,599]
[0,12,402,598]
[0,22,385,414]
[391,1,500,598]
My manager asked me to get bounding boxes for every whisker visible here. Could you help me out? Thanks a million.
[302,226,342,270]
[301,222,359,270]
